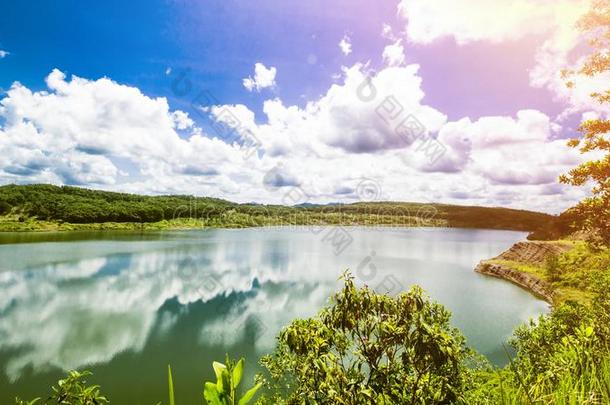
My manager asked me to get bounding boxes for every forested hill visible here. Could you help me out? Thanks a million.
[0,184,554,232]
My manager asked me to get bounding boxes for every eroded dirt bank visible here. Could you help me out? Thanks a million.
[475,241,573,304]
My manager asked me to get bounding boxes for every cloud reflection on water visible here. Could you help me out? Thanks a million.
[0,227,548,383]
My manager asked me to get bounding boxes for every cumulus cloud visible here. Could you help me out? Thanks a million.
[381,24,397,41]
[339,35,352,56]
[397,0,605,119]
[382,40,406,67]
[243,63,277,92]
[397,0,584,45]
[206,64,591,212]
[0,69,254,193]
[262,164,301,189]
[432,110,582,185]
[221,63,447,158]
[0,67,594,213]
[171,110,194,130]
[0,50,9,58]
[532,52,610,119]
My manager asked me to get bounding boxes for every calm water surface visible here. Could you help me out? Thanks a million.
[0,227,549,404]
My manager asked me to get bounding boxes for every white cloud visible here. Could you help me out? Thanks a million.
[0,69,254,192]
[0,67,595,213]
[0,50,8,59]
[228,63,447,157]
[171,110,194,130]
[243,63,277,92]
[397,0,585,45]
[431,110,583,185]
[397,0,606,119]
[208,64,591,213]
[382,24,397,41]
[339,35,352,56]
[532,52,610,119]
[382,40,406,67]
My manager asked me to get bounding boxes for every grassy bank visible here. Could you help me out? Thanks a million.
[0,211,449,232]
[480,241,609,305]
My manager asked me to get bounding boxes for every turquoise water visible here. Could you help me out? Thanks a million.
[0,227,549,404]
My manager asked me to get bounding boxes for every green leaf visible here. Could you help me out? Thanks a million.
[232,358,244,389]
[203,382,222,405]
[237,382,262,405]
[167,365,175,405]
[585,326,594,337]
[212,361,227,382]
[219,369,230,395]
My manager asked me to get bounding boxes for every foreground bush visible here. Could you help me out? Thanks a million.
[257,273,473,404]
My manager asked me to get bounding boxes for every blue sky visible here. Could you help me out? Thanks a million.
[1,1,390,118]
[0,0,606,213]
[0,1,566,121]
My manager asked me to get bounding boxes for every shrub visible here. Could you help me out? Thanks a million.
[258,272,472,404]
[15,370,108,405]
[545,254,561,282]
[166,357,261,405]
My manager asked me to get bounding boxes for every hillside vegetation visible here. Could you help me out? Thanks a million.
[0,184,553,232]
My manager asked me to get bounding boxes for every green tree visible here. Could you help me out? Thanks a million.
[258,273,472,404]
[560,0,610,246]
[0,200,11,215]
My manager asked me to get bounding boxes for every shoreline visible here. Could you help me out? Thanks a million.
[475,261,555,304]
[474,240,576,306]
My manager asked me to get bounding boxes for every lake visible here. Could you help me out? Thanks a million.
[0,227,549,404]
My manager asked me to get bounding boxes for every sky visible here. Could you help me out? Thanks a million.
[0,0,608,214]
